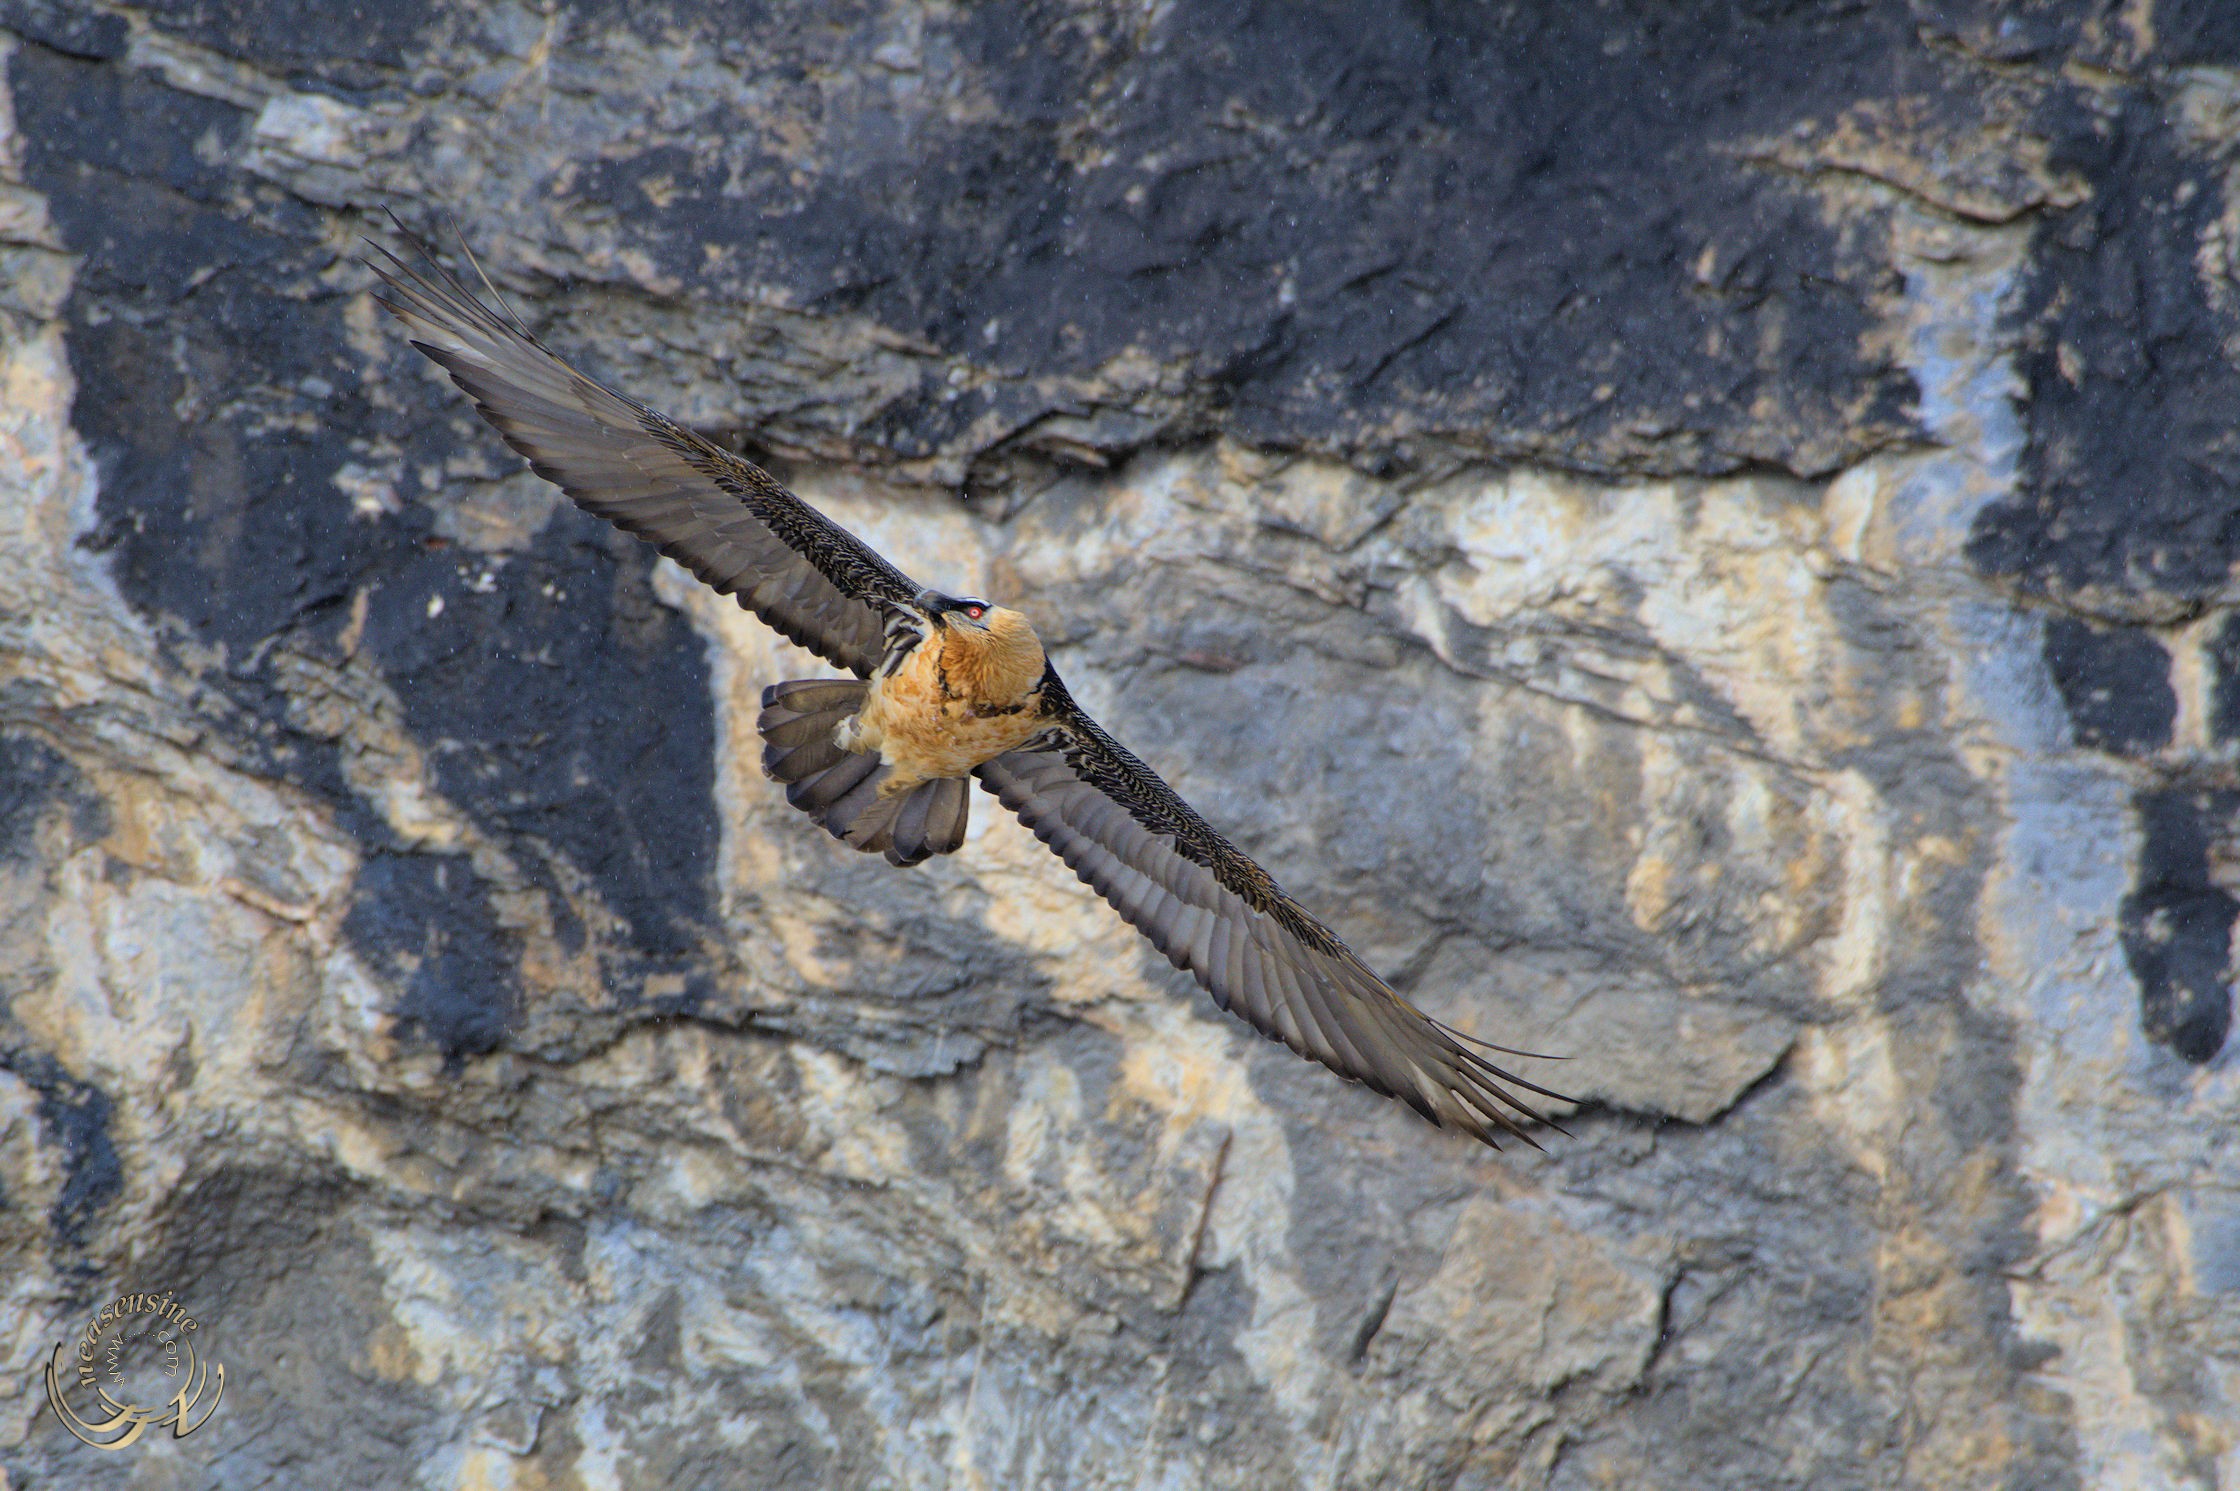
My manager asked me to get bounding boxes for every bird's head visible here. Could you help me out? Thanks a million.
[912,588,1044,697]
[915,588,1009,632]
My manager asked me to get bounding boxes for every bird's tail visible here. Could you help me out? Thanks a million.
[757,679,972,868]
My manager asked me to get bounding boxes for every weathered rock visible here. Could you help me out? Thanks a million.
[1,3,2238,1488]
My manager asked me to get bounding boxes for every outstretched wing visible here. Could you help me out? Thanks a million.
[366,233,915,677]
[977,673,1564,1147]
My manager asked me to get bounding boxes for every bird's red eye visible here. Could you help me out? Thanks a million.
[965,605,985,619]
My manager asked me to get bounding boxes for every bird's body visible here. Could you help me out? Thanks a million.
[367,228,1567,1149]
[839,599,1048,795]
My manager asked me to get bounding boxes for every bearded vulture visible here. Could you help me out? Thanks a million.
[367,233,1565,1148]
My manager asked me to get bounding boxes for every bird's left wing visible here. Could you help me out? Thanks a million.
[977,674,1563,1147]
[366,235,915,677]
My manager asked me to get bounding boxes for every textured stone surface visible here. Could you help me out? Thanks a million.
[1,3,2238,1488]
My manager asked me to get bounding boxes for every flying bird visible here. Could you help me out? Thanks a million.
[366,232,1565,1148]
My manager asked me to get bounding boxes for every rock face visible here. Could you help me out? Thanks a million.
[2,2,2238,1486]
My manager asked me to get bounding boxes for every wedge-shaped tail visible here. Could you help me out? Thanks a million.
[757,680,971,867]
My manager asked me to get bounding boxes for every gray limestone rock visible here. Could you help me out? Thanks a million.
[1,3,2237,1488]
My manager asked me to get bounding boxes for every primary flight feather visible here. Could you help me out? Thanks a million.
[366,231,1564,1148]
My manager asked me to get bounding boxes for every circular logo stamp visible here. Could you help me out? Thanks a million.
[43,1290,225,1451]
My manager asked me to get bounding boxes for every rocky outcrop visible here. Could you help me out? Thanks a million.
[1,3,2237,1487]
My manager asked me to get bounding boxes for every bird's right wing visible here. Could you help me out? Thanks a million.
[367,235,916,677]
[977,674,1564,1148]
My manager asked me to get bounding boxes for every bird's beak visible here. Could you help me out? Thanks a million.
[911,588,948,622]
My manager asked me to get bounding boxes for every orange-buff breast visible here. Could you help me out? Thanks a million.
[845,609,1047,792]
